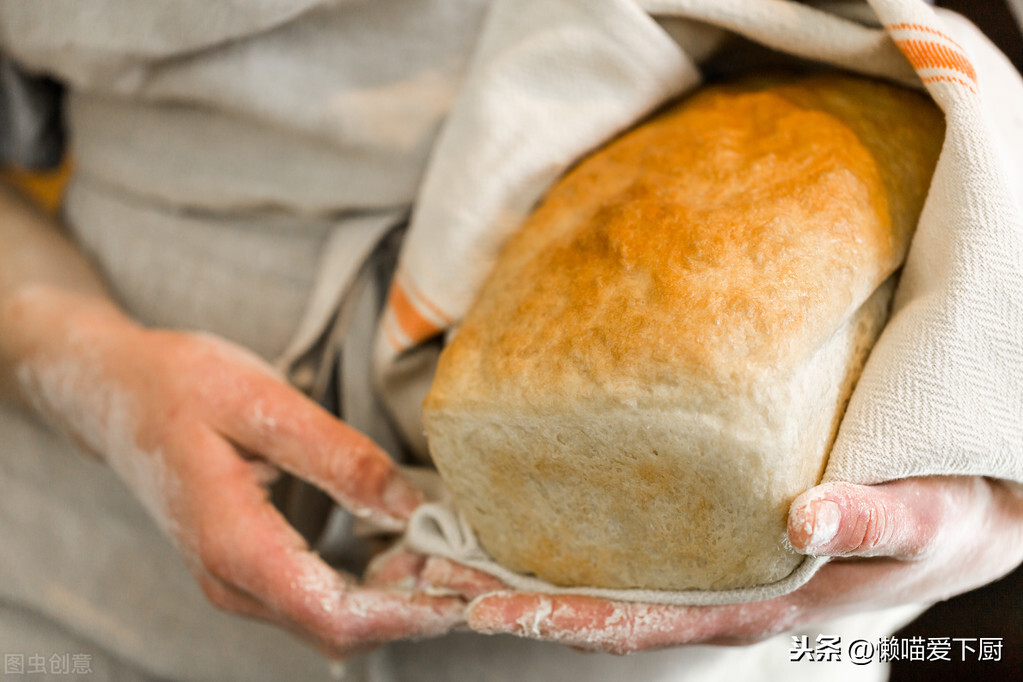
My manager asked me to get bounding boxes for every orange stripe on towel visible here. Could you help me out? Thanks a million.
[896,38,977,83]
[386,280,444,346]
[920,74,978,94]
[887,23,966,52]
[397,266,454,326]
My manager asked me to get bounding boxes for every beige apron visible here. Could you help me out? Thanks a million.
[0,1,480,679]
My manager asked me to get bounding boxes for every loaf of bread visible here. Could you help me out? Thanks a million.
[423,74,944,591]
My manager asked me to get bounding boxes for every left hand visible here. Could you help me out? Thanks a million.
[421,476,1023,654]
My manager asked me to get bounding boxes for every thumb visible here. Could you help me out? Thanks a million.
[787,479,948,559]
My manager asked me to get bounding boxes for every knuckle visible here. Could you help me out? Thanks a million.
[328,439,389,493]
[196,536,233,582]
[323,444,352,484]
[854,496,892,552]
[197,577,237,614]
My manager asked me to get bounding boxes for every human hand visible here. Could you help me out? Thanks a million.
[424,476,1023,654]
[7,288,465,657]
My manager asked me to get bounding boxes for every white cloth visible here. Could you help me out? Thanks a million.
[387,0,1023,603]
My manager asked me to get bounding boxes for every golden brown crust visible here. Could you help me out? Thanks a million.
[424,74,943,590]
[429,76,942,407]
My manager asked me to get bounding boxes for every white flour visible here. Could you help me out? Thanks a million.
[16,335,184,547]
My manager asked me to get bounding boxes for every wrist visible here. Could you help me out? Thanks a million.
[0,284,138,412]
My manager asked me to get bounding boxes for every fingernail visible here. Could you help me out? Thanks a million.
[382,475,425,519]
[805,500,841,551]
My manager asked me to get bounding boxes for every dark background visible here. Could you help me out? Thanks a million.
[889,3,1022,680]
[939,0,1023,70]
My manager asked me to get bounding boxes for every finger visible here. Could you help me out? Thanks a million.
[787,479,949,559]
[193,432,464,651]
[467,593,708,654]
[467,589,826,654]
[469,478,1023,654]
[195,572,280,623]
[244,457,282,488]
[363,549,505,600]
[466,559,914,653]
[420,558,508,600]
[217,371,422,531]
[364,546,427,590]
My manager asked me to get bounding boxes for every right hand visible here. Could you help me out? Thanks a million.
[7,287,465,657]
[423,477,1023,655]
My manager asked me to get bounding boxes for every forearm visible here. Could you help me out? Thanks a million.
[0,180,128,407]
